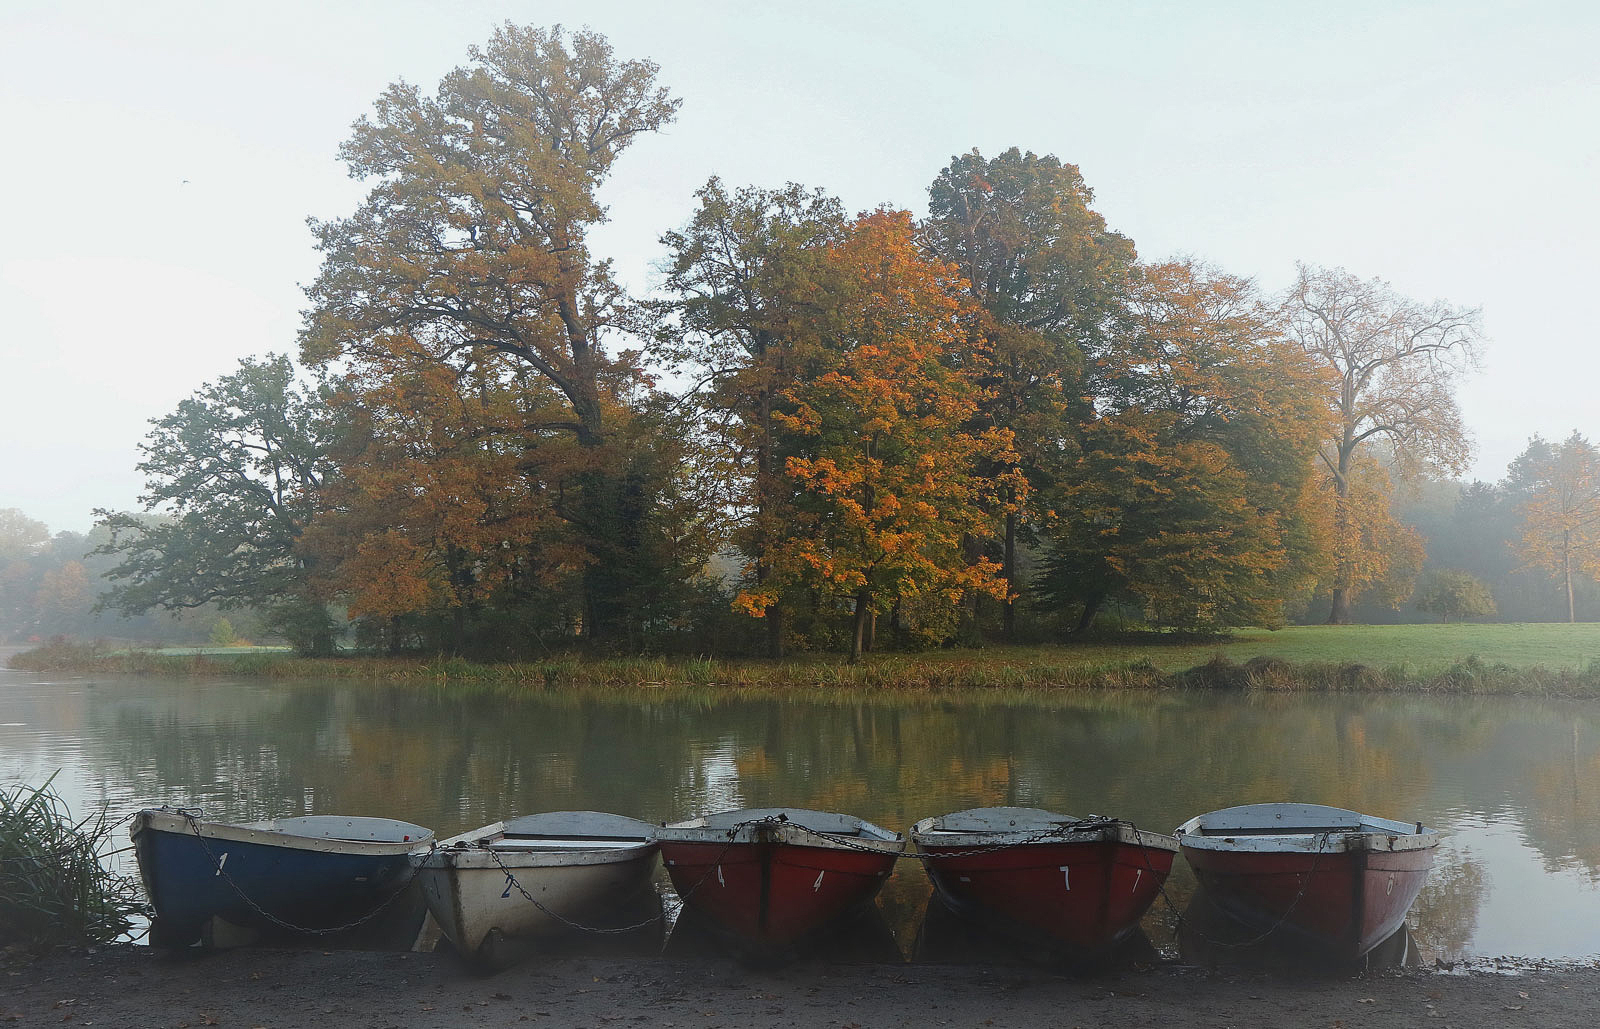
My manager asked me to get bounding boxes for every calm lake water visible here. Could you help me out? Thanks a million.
[4,652,1600,963]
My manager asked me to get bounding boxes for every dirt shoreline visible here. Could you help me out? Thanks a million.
[4,948,1598,1029]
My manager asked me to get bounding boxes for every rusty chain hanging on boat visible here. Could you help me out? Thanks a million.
[1140,828,1335,951]
[479,817,762,936]
[178,808,424,938]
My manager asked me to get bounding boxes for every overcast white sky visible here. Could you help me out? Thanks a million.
[2,0,1596,535]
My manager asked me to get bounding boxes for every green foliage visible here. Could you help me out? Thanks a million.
[207,617,237,646]
[1414,569,1497,622]
[0,775,143,952]
[92,354,335,653]
[924,148,1138,637]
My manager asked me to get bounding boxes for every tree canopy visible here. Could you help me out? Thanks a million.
[93,355,338,653]
[1280,263,1482,622]
[43,24,1517,656]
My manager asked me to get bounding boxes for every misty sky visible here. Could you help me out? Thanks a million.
[2,0,1596,536]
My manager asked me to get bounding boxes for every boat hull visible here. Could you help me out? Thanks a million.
[1177,803,1439,960]
[657,809,902,953]
[918,825,1176,954]
[130,810,431,946]
[417,811,659,962]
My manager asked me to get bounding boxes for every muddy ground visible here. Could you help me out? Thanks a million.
[4,948,1598,1029]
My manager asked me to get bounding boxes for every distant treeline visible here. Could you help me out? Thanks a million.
[8,26,1595,658]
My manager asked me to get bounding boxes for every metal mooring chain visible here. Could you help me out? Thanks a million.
[179,809,423,938]
[778,815,1131,860]
[1144,830,1335,951]
[479,818,757,936]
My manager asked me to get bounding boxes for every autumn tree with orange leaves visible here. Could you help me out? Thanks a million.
[300,25,687,644]
[1510,432,1600,623]
[1279,264,1482,623]
[658,178,847,657]
[298,342,568,652]
[733,210,1024,661]
[1040,261,1333,630]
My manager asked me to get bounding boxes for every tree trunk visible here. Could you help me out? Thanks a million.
[1328,585,1352,625]
[766,602,784,659]
[1327,447,1354,625]
[1002,510,1017,640]
[1566,545,1575,624]
[850,587,872,663]
[1071,591,1105,635]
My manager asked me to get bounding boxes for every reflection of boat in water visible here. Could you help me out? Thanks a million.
[911,807,1178,957]
[914,889,1161,968]
[1176,803,1440,960]
[656,808,903,957]
[131,808,432,948]
[417,811,659,968]
[1178,885,1424,971]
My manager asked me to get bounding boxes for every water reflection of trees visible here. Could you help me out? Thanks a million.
[39,679,1600,957]
[1409,846,1488,963]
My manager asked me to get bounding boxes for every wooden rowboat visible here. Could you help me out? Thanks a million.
[416,811,659,965]
[1176,802,1441,959]
[130,808,432,948]
[912,806,1178,956]
[655,808,903,954]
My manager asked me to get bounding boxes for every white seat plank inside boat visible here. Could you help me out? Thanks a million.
[488,837,643,851]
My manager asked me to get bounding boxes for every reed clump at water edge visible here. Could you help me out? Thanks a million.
[0,774,144,955]
[12,640,1600,697]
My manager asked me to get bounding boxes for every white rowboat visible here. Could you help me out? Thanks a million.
[416,811,659,964]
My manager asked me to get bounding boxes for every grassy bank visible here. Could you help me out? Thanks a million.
[8,623,1600,696]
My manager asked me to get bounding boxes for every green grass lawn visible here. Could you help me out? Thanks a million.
[966,622,1600,673]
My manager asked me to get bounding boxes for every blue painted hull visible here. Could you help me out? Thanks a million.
[132,811,430,946]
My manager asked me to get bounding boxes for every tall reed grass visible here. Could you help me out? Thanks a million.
[0,774,143,952]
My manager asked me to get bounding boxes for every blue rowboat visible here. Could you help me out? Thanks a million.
[130,808,433,947]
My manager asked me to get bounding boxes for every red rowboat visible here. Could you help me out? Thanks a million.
[656,808,903,953]
[1176,803,1440,959]
[912,807,1178,955]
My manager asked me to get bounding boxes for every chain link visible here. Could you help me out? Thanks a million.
[473,817,767,938]
[1148,830,1334,951]
[481,845,666,936]
[177,809,423,938]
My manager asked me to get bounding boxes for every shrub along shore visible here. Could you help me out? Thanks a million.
[9,626,1600,698]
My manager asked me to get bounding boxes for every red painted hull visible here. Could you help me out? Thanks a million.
[921,837,1175,953]
[1181,843,1436,958]
[659,834,898,950]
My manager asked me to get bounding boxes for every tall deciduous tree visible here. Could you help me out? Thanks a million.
[94,355,338,653]
[658,178,846,656]
[733,210,1023,661]
[1279,263,1483,623]
[300,24,678,642]
[1041,261,1333,631]
[1510,432,1600,622]
[923,148,1136,637]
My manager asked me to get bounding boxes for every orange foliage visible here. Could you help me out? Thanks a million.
[734,211,1024,646]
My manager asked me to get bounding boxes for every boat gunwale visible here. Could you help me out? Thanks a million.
[423,811,658,869]
[910,807,1179,854]
[1175,803,1442,855]
[131,808,433,857]
[657,807,904,854]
